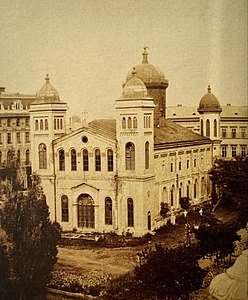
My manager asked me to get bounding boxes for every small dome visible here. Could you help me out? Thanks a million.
[121,68,148,99]
[198,85,222,113]
[37,74,60,103]
[126,47,167,85]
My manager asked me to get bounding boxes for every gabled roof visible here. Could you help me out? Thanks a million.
[88,119,116,141]
[154,120,210,149]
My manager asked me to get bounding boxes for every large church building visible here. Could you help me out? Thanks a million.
[27,49,213,236]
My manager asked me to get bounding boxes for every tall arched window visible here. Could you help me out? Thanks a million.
[38,143,47,169]
[194,179,198,198]
[170,185,174,206]
[59,149,65,171]
[200,119,203,135]
[0,151,2,164]
[145,141,149,169]
[133,117,137,129]
[127,117,132,129]
[7,150,14,163]
[40,119,44,130]
[214,119,217,137]
[179,183,183,200]
[71,149,77,171]
[126,142,135,170]
[105,197,112,225]
[61,195,69,222]
[35,120,39,130]
[83,149,89,171]
[206,119,210,137]
[187,181,190,199]
[95,149,101,171]
[127,198,134,227]
[122,117,126,129]
[107,149,113,172]
[26,149,30,165]
[45,119,48,130]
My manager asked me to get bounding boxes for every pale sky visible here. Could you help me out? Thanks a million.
[0,0,247,120]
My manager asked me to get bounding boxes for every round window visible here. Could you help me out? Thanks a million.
[82,136,88,143]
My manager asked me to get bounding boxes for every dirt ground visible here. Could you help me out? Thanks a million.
[56,223,187,278]
[56,208,239,279]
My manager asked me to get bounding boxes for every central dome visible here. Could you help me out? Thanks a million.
[126,47,166,85]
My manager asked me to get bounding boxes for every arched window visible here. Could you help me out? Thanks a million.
[107,149,113,172]
[145,141,149,169]
[200,119,203,136]
[127,117,132,129]
[45,119,48,130]
[83,149,89,171]
[179,183,183,200]
[35,120,39,130]
[147,211,151,231]
[105,197,112,225]
[71,149,77,171]
[59,149,65,171]
[61,195,69,222]
[214,119,217,137]
[95,149,101,171]
[26,149,30,165]
[38,143,47,169]
[133,117,137,129]
[126,142,135,170]
[127,198,134,227]
[40,119,44,130]
[170,185,174,206]
[206,119,210,137]
[0,151,2,164]
[194,179,198,198]
[122,117,126,129]
[187,181,190,199]
[7,150,14,163]
[17,150,21,162]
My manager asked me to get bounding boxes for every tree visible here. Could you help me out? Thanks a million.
[209,156,248,227]
[0,158,61,300]
[160,202,170,218]
[135,243,205,299]
[194,214,240,265]
[179,197,191,211]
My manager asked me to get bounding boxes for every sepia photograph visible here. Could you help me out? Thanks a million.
[0,0,247,299]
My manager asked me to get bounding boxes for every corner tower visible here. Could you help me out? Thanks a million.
[29,75,67,220]
[115,70,156,236]
[126,47,169,126]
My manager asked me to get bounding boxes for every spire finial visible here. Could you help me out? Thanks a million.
[142,46,149,64]
[45,74,50,83]
[208,85,211,93]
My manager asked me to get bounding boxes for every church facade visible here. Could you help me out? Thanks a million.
[28,49,213,236]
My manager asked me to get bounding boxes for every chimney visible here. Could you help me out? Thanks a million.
[0,87,6,93]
